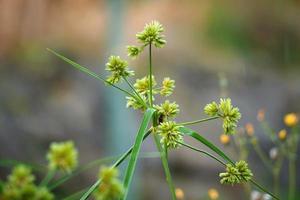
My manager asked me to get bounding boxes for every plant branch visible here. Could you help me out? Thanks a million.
[178,116,220,126]
[149,43,153,107]
[123,76,148,108]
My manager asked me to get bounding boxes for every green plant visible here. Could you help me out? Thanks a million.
[0,21,280,200]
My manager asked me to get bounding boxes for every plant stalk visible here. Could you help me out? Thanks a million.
[149,43,153,107]
[178,116,220,126]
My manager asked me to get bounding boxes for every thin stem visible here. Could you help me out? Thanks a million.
[288,126,299,200]
[180,140,279,200]
[250,180,279,200]
[80,130,152,200]
[153,134,177,200]
[40,170,56,187]
[178,141,226,166]
[149,43,153,107]
[123,76,148,108]
[178,116,220,126]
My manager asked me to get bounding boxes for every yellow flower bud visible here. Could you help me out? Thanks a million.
[284,113,298,127]
[175,188,184,199]
[278,129,287,141]
[220,134,230,145]
[208,188,219,200]
[257,109,265,122]
[245,123,255,136]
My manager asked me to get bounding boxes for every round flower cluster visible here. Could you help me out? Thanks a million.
[204,98,241,134]
[93,166,124,200]
[219,160,253,185]
[47,141,78,173]
[0,165,54,200]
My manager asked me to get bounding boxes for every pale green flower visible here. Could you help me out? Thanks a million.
[204,101,219,116]
[8,165,35,187]
[105,55,134,84]
[127,45,142,58]
[47,141,78,173]
[93,166,124,200]
[157,121,183,149]
[204,98,241,134]
[219,160,253,185]
[136,21,166,48]
[154,100,179,120]
[160,77,175,96]
[134,75,157,96]
[126,95,147,111]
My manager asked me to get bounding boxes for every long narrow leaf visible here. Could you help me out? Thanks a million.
[47,48,133,97]
[80,129,153,200]
[180,126,279,200]
[179,126,234,164]
[122,108,156,200]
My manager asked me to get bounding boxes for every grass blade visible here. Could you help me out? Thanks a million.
[122,108,156,200]
[80,129,153,200]
[179,126,234,164]
[46,48,134,98]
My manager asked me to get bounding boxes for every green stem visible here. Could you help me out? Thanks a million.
[178,116,220,126]
[178,141,226,166]
[288,158,296,200]
[149,43,153,107]
[250,180,279,200]
[153,134,177,200]
[40,170,56,187]
[123,76,148,108]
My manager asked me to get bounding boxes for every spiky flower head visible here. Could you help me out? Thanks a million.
[219,160,253,185]
[127,45,142,58]
[134,75,157,96]
[157,121,183,149]
[136,21,166,48]
[204,101,219,116]
[47,141,78,173]
[160,77,175,96]
[204,98,241,134]
[126,95,147,111]
[93,166,124,200]
[7,165,35,187]
[105,55,134,84]
[154,100,179,120]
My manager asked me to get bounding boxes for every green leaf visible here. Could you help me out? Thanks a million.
[179,126,234,164]
[122,108,156,200]
[80,128,154,200]
[47,48,133,97]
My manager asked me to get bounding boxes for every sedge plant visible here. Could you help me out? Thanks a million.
[12,21,280,200]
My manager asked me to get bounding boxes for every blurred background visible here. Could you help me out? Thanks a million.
[0,0,300,199]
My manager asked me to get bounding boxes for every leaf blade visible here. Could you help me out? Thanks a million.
[122,108,156,199]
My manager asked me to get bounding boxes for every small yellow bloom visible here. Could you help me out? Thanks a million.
[175,188,184,199]
[245,123,255,136]
[220,134,230,145]
[257,109,265,122]
[208,188,219,200]
[284,113,298,127]
[278,129,287,141]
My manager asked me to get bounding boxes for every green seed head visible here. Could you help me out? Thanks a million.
[158,121,183,149]
[47,141,78,173]
[160,77,175,96]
